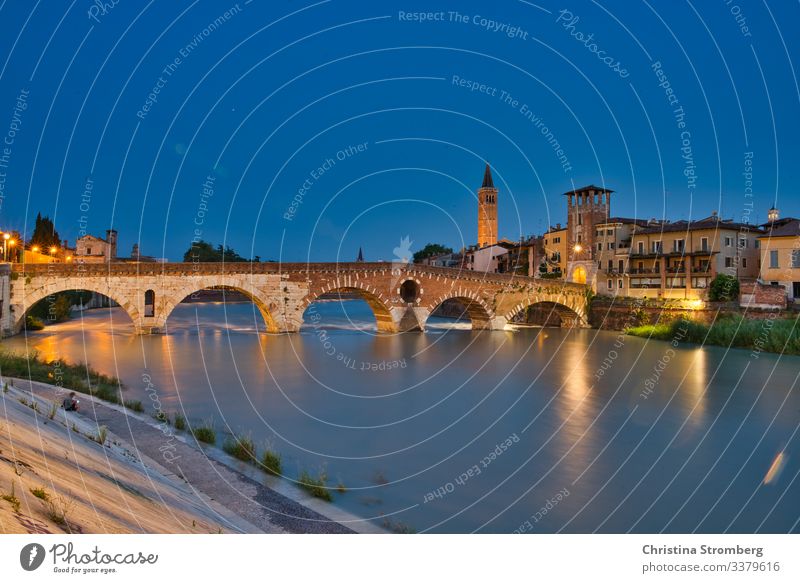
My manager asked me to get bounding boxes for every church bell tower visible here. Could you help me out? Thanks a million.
[477,163,498,248]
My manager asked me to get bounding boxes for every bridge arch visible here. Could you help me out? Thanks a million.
[160,284,280,333]
[503,299,586,328]
[10,280,141,333]
[425,294,495,330]
[303,284,396,333]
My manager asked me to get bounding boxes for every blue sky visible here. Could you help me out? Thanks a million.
[0,0,797,261]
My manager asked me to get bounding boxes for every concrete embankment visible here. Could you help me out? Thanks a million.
[1,378,382,534]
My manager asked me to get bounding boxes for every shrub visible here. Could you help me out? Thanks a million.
[96,425,108,446]
[25,315,45,330]
[708,274,739,302]
[223,433,256,462]
[259,449,282,476]
[153,410,170,424]
[297,470,332,501]
[191,420,216,445]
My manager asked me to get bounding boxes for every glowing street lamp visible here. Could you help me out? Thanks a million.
[31,245,40,253]
[573,243,583,253]
[49,246,57,255]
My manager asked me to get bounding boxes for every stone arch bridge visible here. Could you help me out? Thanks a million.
[2,262,590,336]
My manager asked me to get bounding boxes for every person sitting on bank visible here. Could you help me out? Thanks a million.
[63,392,79,412]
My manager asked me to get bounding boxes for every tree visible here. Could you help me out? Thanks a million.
[708,273,739,302]
[29,213,61,249]
[183,240,254,262]
[412,243,453,263]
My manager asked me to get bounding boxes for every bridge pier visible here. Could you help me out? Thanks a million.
[391,307,429,332]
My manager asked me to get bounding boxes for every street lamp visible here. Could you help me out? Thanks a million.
[2,233,9,262]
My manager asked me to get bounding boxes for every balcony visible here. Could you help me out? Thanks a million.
[630,282,662,289]
[628,267,660,275]
[691,265,712,274]
[666,266,686,274]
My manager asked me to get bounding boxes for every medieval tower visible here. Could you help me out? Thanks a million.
[564,184,612,284]
[477,163,498,248]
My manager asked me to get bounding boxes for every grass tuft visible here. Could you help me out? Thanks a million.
[124,400,144,413]
[96,426,108,446]
[259,449,282,476]
[30,486,50,501]
[1,483,20,512]
[173,413,186,431]
[191,419,216,445]
[222,433,256,462]
[297,470,332,501]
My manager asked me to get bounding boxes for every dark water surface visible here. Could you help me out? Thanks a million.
[5,301,799,533]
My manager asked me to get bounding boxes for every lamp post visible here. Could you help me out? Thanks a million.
[2,233,9,262]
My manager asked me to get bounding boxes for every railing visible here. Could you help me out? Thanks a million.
[630,283,662,289]
[628,268,660,274]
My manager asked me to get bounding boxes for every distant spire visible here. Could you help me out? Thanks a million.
[356,246,364,262]
[481,163,494,189]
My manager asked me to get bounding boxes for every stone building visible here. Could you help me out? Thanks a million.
[541,224,567,277]
[605,213,763,300]
[477,163,498,248]
[758,211,800,303]
[593,217,650,294]
[75,229,117,263]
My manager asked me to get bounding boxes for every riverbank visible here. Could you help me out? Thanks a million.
[626,315,800,356]
[0,378,258,533]
[0,374,383,534]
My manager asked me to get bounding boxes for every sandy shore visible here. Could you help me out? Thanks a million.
[0,377,382,534]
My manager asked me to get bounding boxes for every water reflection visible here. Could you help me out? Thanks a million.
[3,302,798,533]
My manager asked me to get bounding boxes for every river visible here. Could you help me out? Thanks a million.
[4,300,799,533]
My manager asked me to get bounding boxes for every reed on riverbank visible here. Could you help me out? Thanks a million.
[626,315,800,355]
[0,349,123,402]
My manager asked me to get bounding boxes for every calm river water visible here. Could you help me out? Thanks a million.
[5,301,799,533]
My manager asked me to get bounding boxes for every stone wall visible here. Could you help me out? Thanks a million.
[590,296,792,331]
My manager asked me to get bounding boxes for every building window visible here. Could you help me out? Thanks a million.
[674,239,684,252]
[607,279,613,289]
[578,214,582,225]
[739,238,747,248]
[725,236,732,247]
[651,241,662,253]
[597,243,602,251]
[607,242,614,250]
[742,258,747,268]
[617,279,623,289]
[792,250,800,268]
[770,250,779,268]
[755,240,760,248]
[87,247,92,255]
[607,229,613,235]
[144,289,155,317]
[700,237,709,252]
[637,242,644,254]
[725,257,733,268]
[618,260,624,272]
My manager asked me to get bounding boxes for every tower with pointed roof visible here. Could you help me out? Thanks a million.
[356,247,364,262]
[477,163,498,248]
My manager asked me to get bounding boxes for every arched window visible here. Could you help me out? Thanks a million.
[144,289,155,317]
